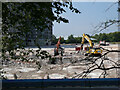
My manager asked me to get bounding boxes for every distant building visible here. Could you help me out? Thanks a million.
[3,3,53,47]
[24,5,53,47]
[25,21,52,47]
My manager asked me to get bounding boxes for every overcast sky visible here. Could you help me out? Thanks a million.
[53,2,118,39]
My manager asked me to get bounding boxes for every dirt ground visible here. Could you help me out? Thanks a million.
[1,44,120,79]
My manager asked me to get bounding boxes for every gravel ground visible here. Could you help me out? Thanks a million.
[1,44,119,79]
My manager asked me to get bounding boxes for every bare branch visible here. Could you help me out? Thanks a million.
[92,20,120,36]
[105,2,117,12]
[71,47,120,78]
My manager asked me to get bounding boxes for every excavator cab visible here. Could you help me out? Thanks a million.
[90,47,102,56]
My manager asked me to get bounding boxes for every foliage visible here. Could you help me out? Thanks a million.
[66,34,75,43]
[66,35,83,44]
[52,35,58,44]
[74,37,82,43]
[52,35,65,44]
[92,32,120,42]
[2,2,80,62]
[53,31,120,44]
[60,37,65,44]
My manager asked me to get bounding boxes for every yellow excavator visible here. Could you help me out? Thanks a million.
[80,33,102,56]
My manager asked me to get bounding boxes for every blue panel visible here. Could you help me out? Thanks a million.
[2,78,120,89]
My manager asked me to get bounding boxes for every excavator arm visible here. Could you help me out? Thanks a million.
[56,36,61,51]
[54,36,64,56]
[81,33,93,49]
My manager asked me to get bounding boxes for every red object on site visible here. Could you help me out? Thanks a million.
[75,47,81,51]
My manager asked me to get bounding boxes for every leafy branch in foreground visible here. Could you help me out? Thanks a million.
[2,2,80,62]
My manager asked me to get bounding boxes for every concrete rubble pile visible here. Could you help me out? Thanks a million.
[1,44,119,79]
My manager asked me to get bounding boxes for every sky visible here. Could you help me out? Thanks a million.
[53,2,118,39]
